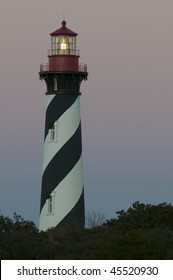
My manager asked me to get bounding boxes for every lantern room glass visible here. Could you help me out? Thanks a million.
[51,35,76,55]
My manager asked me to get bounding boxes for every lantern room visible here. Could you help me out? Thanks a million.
[40,20,87,73]
[50,20,78,56]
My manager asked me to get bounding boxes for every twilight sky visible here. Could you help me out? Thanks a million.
[0,0,173,226]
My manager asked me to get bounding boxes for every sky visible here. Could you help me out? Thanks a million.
[0,0,173,226]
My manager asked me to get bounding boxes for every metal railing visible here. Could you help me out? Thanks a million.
[40,63,87,73]
[48,49,80,56]
[78,63,87,72]
[40,63,49,72]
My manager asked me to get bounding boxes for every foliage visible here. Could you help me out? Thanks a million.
[104,201,173,230]
[1,202,173,259]
[0,212,37,232]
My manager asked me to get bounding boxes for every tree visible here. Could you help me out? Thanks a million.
[1,202,173,259]
[85,210,106,228]
[0,213,39,259]
[0,212,37,233]
[105,201,173,230]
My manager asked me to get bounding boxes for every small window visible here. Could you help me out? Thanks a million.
[54,77,58,91]
[48,195,53,214]
[50,124,56,141]
[49,122,57,142]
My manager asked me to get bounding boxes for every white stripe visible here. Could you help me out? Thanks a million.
[42,97,81,173]
[39,156,83,231]
[46,94,55,107]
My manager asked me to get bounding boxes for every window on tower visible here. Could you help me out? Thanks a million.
[48,195,53,214]
[54,77,58,91]
[49,122,57,142]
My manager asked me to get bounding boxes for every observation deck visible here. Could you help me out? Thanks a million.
[40,62,87,73]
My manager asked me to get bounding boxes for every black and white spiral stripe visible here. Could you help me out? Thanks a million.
[39,94,84,231]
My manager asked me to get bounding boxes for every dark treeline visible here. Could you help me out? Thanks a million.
[1,201,173,259]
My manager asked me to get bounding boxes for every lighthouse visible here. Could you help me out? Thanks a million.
[39,20,88,231]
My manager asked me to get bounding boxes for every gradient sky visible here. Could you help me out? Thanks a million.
[0,0,173,226]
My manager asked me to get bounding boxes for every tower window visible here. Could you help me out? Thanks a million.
[54,77,58,91]
[49,122,57,142]
[51,124,55,140]
[48,195,53,214]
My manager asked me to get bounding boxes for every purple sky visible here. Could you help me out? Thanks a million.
[0,0,173,225]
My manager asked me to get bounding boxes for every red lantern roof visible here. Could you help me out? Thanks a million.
[50,20,78,36]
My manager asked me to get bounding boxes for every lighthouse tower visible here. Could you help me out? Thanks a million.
[39,20,88,231]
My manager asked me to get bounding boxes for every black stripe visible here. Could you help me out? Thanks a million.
[40,123,82,212]
[57,189,85,227]
[44,95,78,139]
